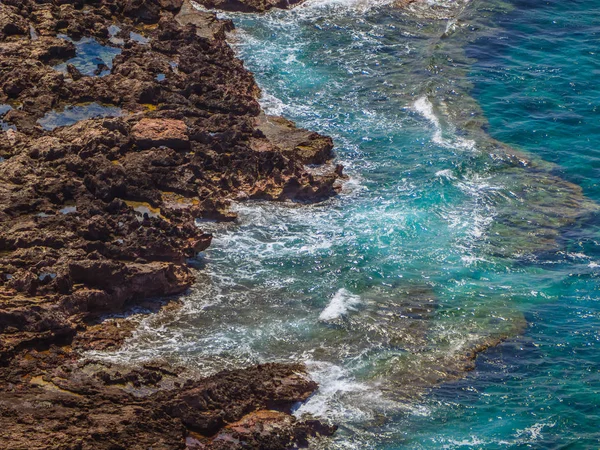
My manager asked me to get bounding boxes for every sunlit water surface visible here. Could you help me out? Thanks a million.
[94,0,600,447]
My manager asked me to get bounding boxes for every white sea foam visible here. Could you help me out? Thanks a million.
[435,168,457,180]
[460,254,489,266]
[319,288,361,321]
[294,360,404,425]
[299,0,396,14]
[438,170,500,245]
[565,252,589,260]
[259,91,287,116]
[413,96,444,144]
[339,173,368,196]
[413,96,477,152]
[515,421,556,443]
[438,436,488,448]
[434,422,556,450]
[294,361,368,419]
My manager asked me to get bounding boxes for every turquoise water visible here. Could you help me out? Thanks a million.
[97,0,600,447]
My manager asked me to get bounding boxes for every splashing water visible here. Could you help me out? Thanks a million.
[319,288,362,321]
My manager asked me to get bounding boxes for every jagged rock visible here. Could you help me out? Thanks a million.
[194,0,305,13]
[0,6,28,39]
[256,114,334,165]
[200,410,337,449]
[0,0,340,448]
[176,0,234,40]
[0,360,327,450]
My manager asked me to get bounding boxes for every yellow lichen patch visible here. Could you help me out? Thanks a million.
[138,23,159,31]
[5,100,22,109]
[142,104,158,112]
[30,375,50,387]
[30,376,83,396]
[110,159,121,166]
[124,200,161,213]
[123,200,168,221]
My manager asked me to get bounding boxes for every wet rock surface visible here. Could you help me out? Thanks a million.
[0,0,340,447]
[192,0,428,14]
[193,0,306,13]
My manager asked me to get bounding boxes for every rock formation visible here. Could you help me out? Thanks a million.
[193,0,306,13]
[0,0,341,447]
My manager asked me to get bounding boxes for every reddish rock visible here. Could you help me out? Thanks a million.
[132,117,190,150]
[0,360,328,450]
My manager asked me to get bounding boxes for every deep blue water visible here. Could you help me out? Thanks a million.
[98,0,600,447]
[450,1,600,448]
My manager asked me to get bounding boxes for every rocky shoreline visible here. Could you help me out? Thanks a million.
[0,0,341,447]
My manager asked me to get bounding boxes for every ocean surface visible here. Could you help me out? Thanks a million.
[95,0,600,447]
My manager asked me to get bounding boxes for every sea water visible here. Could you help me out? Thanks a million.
[94,0,600,447]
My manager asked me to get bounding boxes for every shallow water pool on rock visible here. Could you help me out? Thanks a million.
[37,103,122,131]
[54,34,122,77]
[0,104,16,131]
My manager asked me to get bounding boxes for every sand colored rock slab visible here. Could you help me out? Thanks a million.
[132,117,190,150]
[256,114,334,165]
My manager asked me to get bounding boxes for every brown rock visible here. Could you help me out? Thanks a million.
[176,0,234,40]
[132,117,190,150]
[0,4,28,39]
[194,0,306,13]
[204,410,337,449]
[256,113,334,165]
[0,0,341,448]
